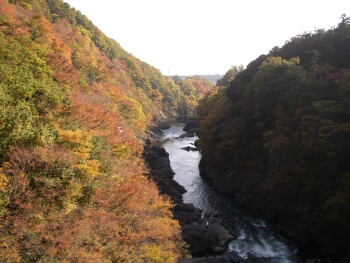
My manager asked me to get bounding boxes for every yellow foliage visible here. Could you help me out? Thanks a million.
[59,129,92,148]
[144,217,180,242]
[77,159,101,180]
[122,97,148,130]
[63,201,78,215]
[61,179,82,214]
[0,236,21,263]
[76,25,93,38]
[58,128,94,159]
[260,56,300,70]
[290,56,300,64]
[0,167,9,192]
[57,128,103,207]
[0,167,9,215]
[112,144,131,158]
[75,145,91,159]
[141,244,176,263]
[150,197,173,216]
[111,174,124,185]
[20,2,32,10]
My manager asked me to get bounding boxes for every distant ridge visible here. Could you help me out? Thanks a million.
[173,74,223,84]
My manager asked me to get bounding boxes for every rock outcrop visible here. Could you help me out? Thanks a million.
[143,145,186,203]
[143,144,234,257]
[183,119,200,134]
[179,131,196,138]
[181,146,200,152]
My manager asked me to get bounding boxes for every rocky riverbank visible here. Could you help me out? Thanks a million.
[143,124,234,260]
[198,142,350,263]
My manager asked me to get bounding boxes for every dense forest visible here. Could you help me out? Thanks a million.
[2,0,350,261]
[0,0,214,261]
[198,15,350,261]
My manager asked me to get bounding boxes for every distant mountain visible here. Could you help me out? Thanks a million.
[173,74,223,84]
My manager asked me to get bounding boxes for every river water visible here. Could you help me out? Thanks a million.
[161,123,302,263]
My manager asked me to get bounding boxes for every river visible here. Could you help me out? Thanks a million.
[161,123,302,263]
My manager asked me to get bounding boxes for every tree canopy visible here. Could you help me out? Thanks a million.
[198,16,350,261]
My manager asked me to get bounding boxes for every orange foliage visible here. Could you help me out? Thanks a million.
[29,15,53,44]
[0,145,183,262]
[0,1,16,19]
[48,37,78,85]
[0,1,188,261]
[0,0,26,36]
[67,91,127,145]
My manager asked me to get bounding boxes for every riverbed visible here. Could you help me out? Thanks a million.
[161,123,302,263]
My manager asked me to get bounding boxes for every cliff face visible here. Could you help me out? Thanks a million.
[197,17,350,261]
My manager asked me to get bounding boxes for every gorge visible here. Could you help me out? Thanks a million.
[160,123,302,262]
[0,1,349,262]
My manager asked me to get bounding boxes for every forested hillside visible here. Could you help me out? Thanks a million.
[0,0,213,261]
[198,15,350,261]
[172,74,223,85]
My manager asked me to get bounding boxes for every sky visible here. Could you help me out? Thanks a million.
[64,0,350,76]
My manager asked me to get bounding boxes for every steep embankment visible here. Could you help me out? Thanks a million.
[0,0,214,261]
[198,16,350,261]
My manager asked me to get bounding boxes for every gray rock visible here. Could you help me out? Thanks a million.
[179,131,195,138]
[204,211,212,218]
[183,120,200,132]
[181,146,200,151]
[173,203,202,225]
[182,219,234,254]
[158,122,171,130]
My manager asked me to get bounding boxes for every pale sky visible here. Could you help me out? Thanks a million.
[64,0,349,76]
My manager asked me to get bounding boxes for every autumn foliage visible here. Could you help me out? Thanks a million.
[0,0,198,261]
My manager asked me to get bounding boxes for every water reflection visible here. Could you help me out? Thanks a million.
[161,124,301,263]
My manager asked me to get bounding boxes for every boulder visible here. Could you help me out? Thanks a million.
[146,125,163,139]
[194,139,201,148]
[183,120,200,132]
[204,212,212,218]
[179,131,196,138]
[173,202,234,254]
[181,219,234,254]
[173,203,202,225]
[156,178,185,204]
[181,146,200,151]
[158,122,171,130]
[143,146,174,178]
[173,203,199,213]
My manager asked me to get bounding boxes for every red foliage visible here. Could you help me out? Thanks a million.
[52,18,73,36]
[47,38,79,85]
